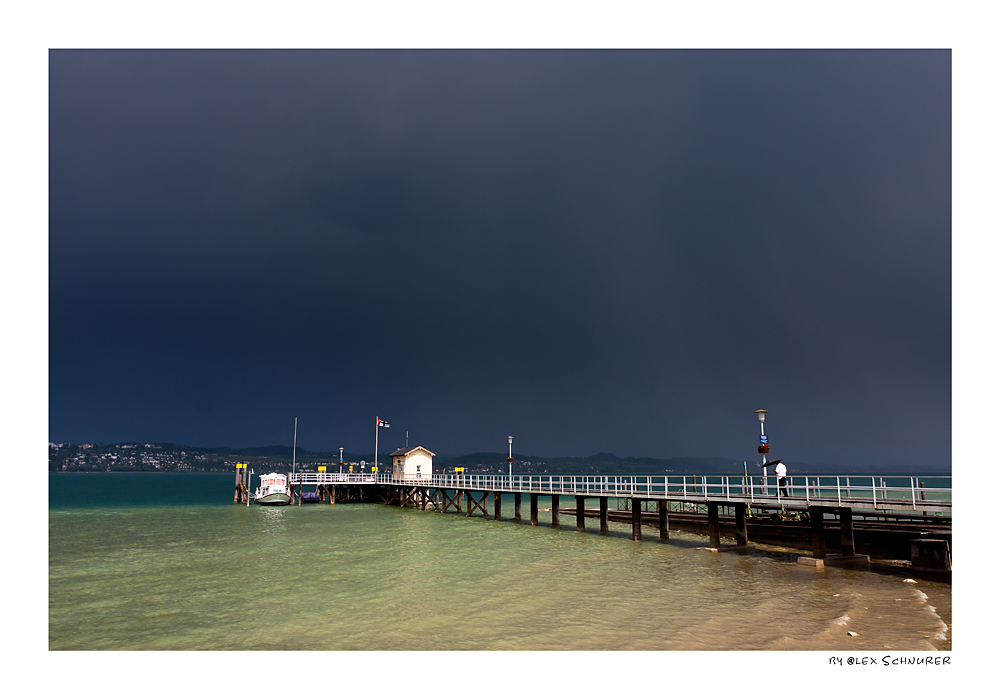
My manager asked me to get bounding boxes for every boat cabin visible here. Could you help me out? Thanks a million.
[390,446,435,480]
[257,473,288,496]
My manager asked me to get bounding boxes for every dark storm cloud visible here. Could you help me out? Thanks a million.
[49,50,950,467]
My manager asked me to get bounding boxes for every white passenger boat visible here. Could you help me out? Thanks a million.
[255,472,291,506]
[253,417,300,506]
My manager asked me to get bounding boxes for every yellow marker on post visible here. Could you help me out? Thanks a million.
[318,466,326,472]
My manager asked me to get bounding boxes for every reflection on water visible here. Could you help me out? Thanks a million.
[49,479,951,651]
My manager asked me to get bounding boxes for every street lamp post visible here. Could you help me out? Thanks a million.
[339,447,343,474]
[508,436,513,484]
[292,417,298,476]
[755,409,767,494]
[375,417,389,477]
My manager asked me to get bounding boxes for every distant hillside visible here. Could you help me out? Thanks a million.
[436,452,743,474]
[435,452,948,475]
[49,442,949,475]
[161,443,369,461]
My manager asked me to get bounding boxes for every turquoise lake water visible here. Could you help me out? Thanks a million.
[49,473,951,651]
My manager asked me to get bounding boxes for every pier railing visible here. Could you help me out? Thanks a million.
[287,472,951,514]
[289,472,380,484]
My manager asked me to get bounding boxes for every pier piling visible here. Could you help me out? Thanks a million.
[600,497,609,532]
[530,493,539,526]
[494,492,502,520]
[514,493,522,521]
[658,500,669,540]
[465,491,488,517]
[809,506,826,559]
[708,503,720,549]
[911,539,951,572]
[234,465,248,504]
[576,496,586,531]
[735,503,748,547]
[552,495,560,527]
[442,489,461,513]
[839,507,855,556]
[631,498,642,541]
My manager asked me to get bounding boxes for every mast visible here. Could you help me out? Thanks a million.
[292,417,298,475]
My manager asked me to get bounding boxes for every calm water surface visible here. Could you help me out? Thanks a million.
[49,473,951,650]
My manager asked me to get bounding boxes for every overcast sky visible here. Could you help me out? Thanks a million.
[48,49,950,467]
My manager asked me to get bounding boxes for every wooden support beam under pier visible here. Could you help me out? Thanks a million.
[466,491,488,517]
[600,497,609,532]
[530,493,539,526]
[514,493,522,521]
[551,495,560,527]
[659,500,669,540]
[631,498,642,541]
[810,506,826,559]
[708,503,720,548]
[840,507,855,556]
[411,487,424,508]
[441,489,461,513]
[401,486,428,509]
[494,492,501,520]
[735,502,748,546]
[316,484,333,505]
[576,496,586,532]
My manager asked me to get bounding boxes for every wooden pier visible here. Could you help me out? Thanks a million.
[253,472,951,573]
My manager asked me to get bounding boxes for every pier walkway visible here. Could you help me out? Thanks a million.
[286,472,951,515]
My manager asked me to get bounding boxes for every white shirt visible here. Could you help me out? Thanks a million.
[774,463,787,479]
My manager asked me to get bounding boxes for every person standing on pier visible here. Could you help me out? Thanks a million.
[773,460,788,497]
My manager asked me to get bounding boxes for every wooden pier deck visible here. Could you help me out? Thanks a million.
[237,471,952,573]
[284,472,951,514]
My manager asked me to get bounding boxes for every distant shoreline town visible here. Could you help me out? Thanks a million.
[48,442,947,476]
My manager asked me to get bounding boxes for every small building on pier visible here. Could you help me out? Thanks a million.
[390,446,435,480]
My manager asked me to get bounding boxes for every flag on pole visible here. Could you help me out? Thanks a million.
[377,418,389,427]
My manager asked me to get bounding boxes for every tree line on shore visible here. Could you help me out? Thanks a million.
[48,442,944,475]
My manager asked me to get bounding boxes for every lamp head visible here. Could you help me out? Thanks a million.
[754,409,767,423]
[508,436,513,444]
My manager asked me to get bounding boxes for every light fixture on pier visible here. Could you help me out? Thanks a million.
[754,409,768,493]
[508,436,513,481]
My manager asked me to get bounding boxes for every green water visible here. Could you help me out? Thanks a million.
[49,473,951,650]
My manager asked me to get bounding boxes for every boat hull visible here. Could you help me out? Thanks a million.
[256,492,291,506]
